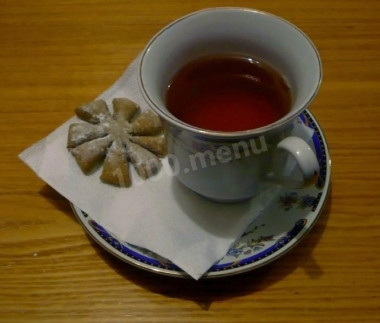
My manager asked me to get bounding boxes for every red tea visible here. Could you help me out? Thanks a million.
[166,55,291,132]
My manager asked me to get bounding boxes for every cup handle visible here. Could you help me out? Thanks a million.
[275,136,319,188]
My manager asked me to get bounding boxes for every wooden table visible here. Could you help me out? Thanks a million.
[1,0,379,321]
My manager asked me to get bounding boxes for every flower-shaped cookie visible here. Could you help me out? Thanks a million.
[67,98,166,187]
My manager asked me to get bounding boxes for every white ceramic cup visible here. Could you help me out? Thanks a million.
[139,8,322,202]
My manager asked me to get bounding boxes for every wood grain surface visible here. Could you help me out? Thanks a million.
[1,0,379,321]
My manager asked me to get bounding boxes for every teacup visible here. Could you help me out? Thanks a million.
[139,8,322,202]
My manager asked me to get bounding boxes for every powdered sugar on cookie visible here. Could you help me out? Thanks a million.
[67,98,166,187]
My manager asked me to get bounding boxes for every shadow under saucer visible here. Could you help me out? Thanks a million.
[86,193,331,309]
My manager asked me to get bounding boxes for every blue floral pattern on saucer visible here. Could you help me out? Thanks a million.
[72,109,331,278]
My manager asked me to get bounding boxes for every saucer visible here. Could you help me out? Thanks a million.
[71,109,331,278]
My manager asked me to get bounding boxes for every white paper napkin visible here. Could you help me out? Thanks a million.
[19,55,313,279]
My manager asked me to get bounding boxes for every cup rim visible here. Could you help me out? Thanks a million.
[138,7,323,139]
